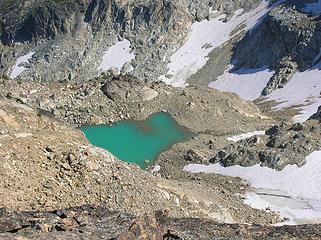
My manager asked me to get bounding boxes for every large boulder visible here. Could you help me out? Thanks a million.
[101,76,159,102]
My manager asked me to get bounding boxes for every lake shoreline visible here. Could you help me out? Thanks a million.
[81,112,193,169]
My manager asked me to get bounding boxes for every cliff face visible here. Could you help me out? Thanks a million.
[220,1,321,95]
[233,3,321,71]
[0,0,261,82]
[0,0,260,44]
[0,0,86,44]
[1,0,320,90]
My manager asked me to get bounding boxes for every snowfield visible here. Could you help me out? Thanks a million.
[184,151,321,225]
[264,63,321,123]
[210,63,321,123]
[209,66,274,101]
[226,130,266,142]
[10,52,35,79]
[159,1,273,87]
[97,39,135,74]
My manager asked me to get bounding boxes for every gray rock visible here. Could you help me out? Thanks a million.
[210,122,321,170]
[309,106,321,121]
[291,123,304,131]
[184,149,207,164]
[261,57,298,96]
[232,2,320,90]
[0,0,263,83]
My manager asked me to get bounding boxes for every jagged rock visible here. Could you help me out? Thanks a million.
[265,125,281,136]
[291,122,304,131]
[261,57,298,96]
[140,86,159,101]
[120,62,134,75]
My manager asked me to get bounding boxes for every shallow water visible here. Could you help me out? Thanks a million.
[81,112,192,169]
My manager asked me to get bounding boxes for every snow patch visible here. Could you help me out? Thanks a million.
[151,165,161,173]
[10,52,35,79]
[264,63,321,123]
[209,66,274,101]
[302,0,321,16]
[226,130,266,142]
[245,190,321,225]
[97,39,135,74]
[159,1,281,87]
[184,151,321,225]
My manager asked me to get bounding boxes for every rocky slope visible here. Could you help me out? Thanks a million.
[0,76,282,225]
[232,1,321,95]
[0,75,272,132]
[1,0,321,120]
[0,0,261,82]
[1,0,321,238]
[1,0,321,104]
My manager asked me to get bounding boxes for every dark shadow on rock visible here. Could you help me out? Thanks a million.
[163,230,182,240]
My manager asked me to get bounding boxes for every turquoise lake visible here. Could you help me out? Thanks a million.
[81,112,192,169]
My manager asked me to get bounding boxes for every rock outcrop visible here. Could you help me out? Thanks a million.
[261,57,298,96]
[233,3,320,71]
[0,206,320,240]
[210,121,321,170]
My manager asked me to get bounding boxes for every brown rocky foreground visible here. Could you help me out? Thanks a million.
[0,205,320,240]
